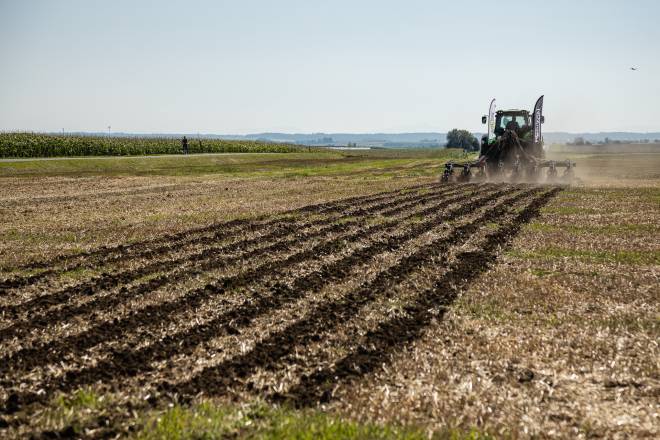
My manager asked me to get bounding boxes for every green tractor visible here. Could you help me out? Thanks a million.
[442,96,575,182]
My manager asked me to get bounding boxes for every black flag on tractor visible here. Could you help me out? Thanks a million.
[532,95,544,144]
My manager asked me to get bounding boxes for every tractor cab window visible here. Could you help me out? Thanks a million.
[496,114,529,132]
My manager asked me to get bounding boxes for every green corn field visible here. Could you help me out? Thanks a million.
[0,133,306,158]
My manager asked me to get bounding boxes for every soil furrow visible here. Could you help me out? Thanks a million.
[0,183,439,289]
[0,187,477,378]
[25,186,508,397]
[154,186,536,399]
[0,186,466,341]
[0,184,459,318]
[279,187,562,407]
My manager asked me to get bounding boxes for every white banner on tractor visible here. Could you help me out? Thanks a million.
[487,99,496,143]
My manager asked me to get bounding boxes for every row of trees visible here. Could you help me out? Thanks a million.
[446,129,479,151]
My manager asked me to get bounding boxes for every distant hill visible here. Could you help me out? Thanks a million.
[47,131,660,148]
[543,132,660,144]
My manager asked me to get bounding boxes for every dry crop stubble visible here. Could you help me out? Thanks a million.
[0,185,479,406]
[327,185,658,439]
[0,182,456,338]
[0,186,449,361]
[272,188,559,407]
[1,149,657,439]
[249,188,551,404]
[0,166,446,269]
[2,183,559,438]
[0,182,439,291]
[152,187,536,398]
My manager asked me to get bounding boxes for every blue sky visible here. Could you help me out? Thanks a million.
[1,0,658,133]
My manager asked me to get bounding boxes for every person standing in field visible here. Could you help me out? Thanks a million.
[182,136,189,155]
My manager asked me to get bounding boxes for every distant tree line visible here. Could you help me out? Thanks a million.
[446,129,479,151]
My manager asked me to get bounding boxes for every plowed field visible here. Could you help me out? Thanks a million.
[0,183,559,436]
[1,150,658,439]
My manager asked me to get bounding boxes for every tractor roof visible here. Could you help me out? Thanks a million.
[496,109,529,115]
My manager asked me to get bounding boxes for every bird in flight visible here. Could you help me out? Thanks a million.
[630,67,638,71]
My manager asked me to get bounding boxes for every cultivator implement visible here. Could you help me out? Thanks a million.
[441,96,576,183]
[442,157,575,182]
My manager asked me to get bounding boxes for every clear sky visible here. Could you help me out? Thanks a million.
[1,0,658,134]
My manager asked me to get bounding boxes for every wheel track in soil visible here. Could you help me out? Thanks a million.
[16,186,511,400]
[279,187,562,406]
[156,186,543,400]
[0,186,472,342]
[0,183,463,326]
[0,182,437,290]
[0,185,482,377]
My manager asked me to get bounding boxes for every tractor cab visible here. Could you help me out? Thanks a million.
[480,108,544,141]
[494,110,530,136]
